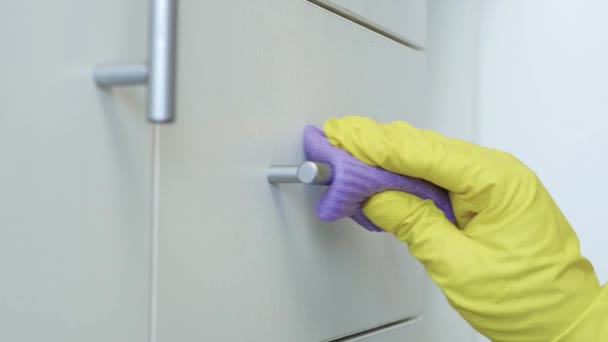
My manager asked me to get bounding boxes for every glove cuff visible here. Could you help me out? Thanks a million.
[552,284,608,341]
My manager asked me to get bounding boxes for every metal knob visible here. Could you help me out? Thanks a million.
[268,162,333,185]
[93,0,178,123]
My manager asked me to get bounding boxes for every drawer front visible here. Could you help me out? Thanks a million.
[0,1,151,341]
[311,0,427,47]
[156,0,427,341]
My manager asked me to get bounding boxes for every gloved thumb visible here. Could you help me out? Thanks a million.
[363,190,475,291]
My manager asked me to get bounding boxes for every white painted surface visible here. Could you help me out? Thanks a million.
[477,1,608,341]
[422,1,479,341]
[0,1,151,341]
[155,1,427,341]
[324,0,426,47]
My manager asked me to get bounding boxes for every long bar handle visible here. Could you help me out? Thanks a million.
[148,0,177,123]
[93,0,178,123]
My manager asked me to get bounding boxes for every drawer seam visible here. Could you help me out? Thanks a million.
[305,0,424,52]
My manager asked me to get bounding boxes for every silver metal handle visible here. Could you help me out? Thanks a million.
[268,162,333,185]
[93,0,178,123]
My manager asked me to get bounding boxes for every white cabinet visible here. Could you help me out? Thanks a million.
[1,1,430,341]
[0,1,151,341]
[155,1,426,341]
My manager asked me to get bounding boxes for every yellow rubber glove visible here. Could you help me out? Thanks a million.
[324,116,608,342]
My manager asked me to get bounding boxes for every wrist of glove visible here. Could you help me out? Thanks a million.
[319,116,606,342]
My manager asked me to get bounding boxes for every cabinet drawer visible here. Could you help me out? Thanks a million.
[156,0,427,341]
[310,0,426,47]
[0,1,151,341]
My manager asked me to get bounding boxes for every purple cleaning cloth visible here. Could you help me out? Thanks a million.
[304,125,455,232]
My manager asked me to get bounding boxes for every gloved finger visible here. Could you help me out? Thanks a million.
[363,190,475,289]
[324,116,532,203]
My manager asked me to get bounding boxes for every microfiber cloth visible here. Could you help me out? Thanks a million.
[304,125,455,232]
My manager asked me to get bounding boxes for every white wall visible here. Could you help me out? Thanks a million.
[477,1,608,341]
[423,1,479,341]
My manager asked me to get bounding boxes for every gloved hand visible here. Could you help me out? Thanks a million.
[323,116,608,342]
[303,125,455,232]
